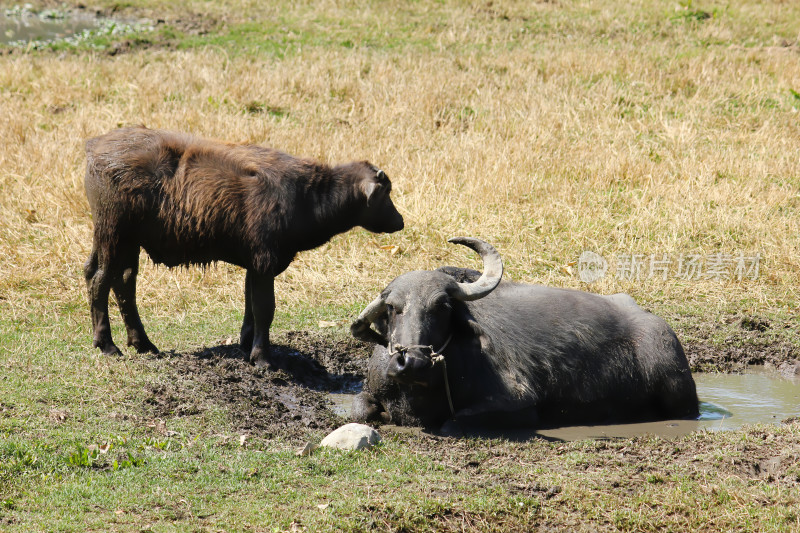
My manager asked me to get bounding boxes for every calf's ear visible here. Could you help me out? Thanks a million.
[362,180,379,204]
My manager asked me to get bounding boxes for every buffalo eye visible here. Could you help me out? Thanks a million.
[429,295,451,311]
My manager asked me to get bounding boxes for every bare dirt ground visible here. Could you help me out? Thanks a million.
[684,316,800,375]
[143,331,372,440]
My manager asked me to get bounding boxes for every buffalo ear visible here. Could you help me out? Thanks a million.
[352,294,389,345]
[350,319,388,346]
[460,316,493,355]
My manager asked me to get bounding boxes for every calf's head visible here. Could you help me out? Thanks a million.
[339,162,404,234]
[351,237,503,386]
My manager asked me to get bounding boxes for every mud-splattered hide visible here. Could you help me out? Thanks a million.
[350,237,699,431]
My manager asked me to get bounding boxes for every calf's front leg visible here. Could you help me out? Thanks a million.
[247,271,276,368]
[111,246,158,354]
[239,270,254,355]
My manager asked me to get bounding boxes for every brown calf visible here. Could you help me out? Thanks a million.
[84,126,403,367]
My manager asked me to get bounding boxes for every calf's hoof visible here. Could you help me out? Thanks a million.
[239,341,253,356]
[130,338,159,355]
[248,347,274,370]
[239,331,254,355]
[94,340,122,356]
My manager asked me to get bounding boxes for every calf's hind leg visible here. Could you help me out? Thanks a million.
[111,245,158,354]
[84,247,122,356]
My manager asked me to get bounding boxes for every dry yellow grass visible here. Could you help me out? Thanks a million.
[1,0,798,341]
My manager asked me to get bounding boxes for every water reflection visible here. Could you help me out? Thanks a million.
[698,401,733,421]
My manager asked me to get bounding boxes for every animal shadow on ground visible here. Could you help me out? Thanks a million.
[143,331,372,440]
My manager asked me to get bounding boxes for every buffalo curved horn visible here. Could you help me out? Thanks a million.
[447,237,504,302]
[350,294,389,346]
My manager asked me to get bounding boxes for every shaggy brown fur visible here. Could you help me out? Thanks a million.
[84,126,403,367]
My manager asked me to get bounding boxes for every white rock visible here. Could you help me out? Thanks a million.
[320,423,381,451]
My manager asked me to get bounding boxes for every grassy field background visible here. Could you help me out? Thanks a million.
[1,0,799,530]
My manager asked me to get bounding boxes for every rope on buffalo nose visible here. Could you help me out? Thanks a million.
[389,334,455,419]
[431,336,455,419]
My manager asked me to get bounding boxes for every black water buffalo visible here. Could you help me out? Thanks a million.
[350,237,699,430]
[84,126,403,367]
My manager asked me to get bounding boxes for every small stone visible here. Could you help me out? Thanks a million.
[320,423,381,451]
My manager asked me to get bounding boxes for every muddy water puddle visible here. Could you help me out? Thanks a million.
[329,366,800,440]
[1,8,98,44]
[535,369,799,441]
[1,7,148,47]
